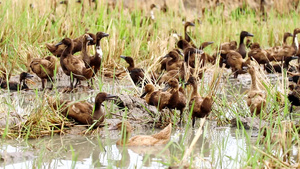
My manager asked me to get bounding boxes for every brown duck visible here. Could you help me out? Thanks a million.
[120,56,146,87]
[56,37,94,89]
[46,33,96,57]
[185,76,213,128]
[247,66,266,115]
[164,78,187,124]
[140,84,171,111]
[30,55,57,89]
[109,121,172,146]
[0,72,33,91]
[50,92,117,127]
[226,50,250,78]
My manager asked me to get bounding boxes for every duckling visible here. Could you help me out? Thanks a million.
[226,51,250,78]
[247,66,266,115]
[50,92,117,127]
[30,55,57,89]
[110,121,172,146]
[0,72,33,91]
[46,33,96,57]
[56,37,94,89]
[164,78,187,124]
[120,56,145,87]
[237,31,254,58]
[140,84,171,111]
[184,21,195,43]
[185,76,213,128]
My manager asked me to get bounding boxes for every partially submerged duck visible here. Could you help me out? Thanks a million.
[185,76,213,128]
[30,55,57,89]
[120,56,145,87]
[247,66,266,115]
[109,121,172,146]
[0,72,33,91]
[46,33,96,57]
[140,84,171,111]
[50,92,117,127]
[56,37,94,89]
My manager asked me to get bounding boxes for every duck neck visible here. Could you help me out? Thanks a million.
[145,90,153,103]
[292,34,299,53]
[61,43,73,58]
[239,35,245,45]
[127,63,135,72]
[191,83,199,98]
[283,35,289,45]
[250,71,258,90]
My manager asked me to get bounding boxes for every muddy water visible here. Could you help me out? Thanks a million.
[0,123,251,168]
[0,70,293,168]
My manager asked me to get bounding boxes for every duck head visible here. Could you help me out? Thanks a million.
[185,76,196,86]
[19,72,33,83]
[199,41,214,50]
[140,84,155,98]
[96,32,109,42]
[120,56,134,66]
[163,78,179,91]
[56,38,73,47]
[95,92,118,103]
[250,42,261,50]
[177,39,192,50]
[293,28,300,35]
[84,34,93,42]
[284,32,293,39]
[184,21,195,28]
[240,31,254,40]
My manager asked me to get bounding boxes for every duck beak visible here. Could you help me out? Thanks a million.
[288,77,293,81]
[120,55,126,59]
[140,92,147,98]
[183,82,189,87]
[25,73,34,79]
[163,54,169,58]
[290,56,299,60]
[206,41,214,45]
[105,94,118,101]
[102,33,109,37]
[55,42,63,47]
[195,49,204,55]
[162,84,170,92]
[247,32,254,37]
[87,36,93,41]
[189,22,195,27]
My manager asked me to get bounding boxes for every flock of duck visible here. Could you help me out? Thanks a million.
[1,13,300,146]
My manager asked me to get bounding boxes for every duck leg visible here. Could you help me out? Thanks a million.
[192,116,196,128]
[49,77,53,90]
[74,78,80,88]
[42,79,46,89]
[69,75,74,89]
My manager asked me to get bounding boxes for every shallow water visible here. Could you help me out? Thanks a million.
[1,123,252,169]
[0,70,298,168]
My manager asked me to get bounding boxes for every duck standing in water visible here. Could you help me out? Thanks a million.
[247,66,266,115]
[0,72,33,91]
[30,55,57,90]
[185,76,213,128]
[56,37,94,89]
[50,92,117,127]
[109,121,172,146]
